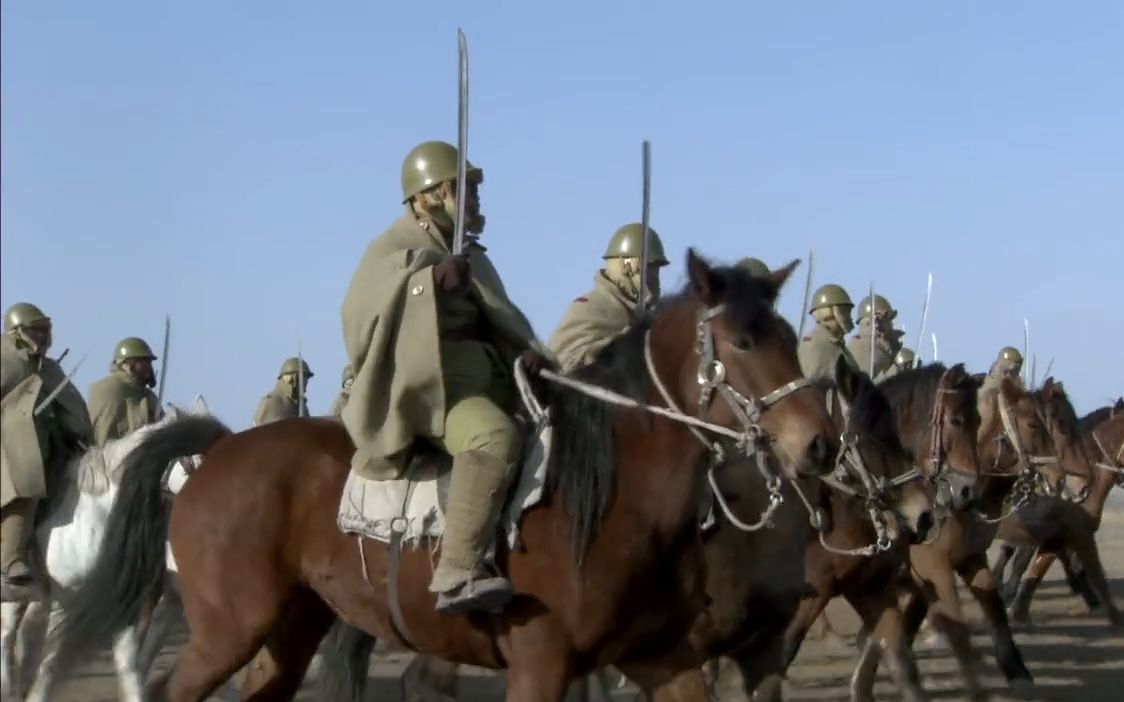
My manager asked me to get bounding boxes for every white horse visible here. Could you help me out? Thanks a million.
[0,396,211,702]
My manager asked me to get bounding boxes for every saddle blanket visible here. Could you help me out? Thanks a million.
[337,421,552,550]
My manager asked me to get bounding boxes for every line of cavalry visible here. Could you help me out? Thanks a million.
[2,31,1123,702]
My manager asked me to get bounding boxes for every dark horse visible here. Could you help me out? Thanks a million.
[644,356,941,702]
[50,250,840,702]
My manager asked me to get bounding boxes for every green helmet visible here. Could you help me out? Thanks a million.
[341,363,355,386]
[4,302,50,333]
[809,284,853,313]
[113,337,157,364]
[602,224,670,266]
[736,257,770,278]
[894,347,917,368]
[400,141,482,203]
[997,346,1023,364]
[279,357,314,379]
[857,294,895,322]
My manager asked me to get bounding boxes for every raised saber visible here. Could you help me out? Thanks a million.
[452,28,469,256]
[297,342,306,418]
[931,333,939,363]
[636,140,652,320]
[156,314,171,406]
[797,247,815,339]
[34,355,86,417]
[914,273,932,362]
[868,282,876,376]
[1023,318,1030,386]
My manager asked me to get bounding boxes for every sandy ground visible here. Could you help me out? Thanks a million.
[41,502,1124,701]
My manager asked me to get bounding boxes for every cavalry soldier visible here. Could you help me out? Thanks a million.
[547,223,669,372]
[982,345,1025,392]
[1,303,93,601]
[328,363,354,417]
[339,140,551,614]
[252,357,312,426]
[877,346,918,383]
[798,284,860,383]
[736,257,770,278]
[847,293,897,380]
[87,337,163,447]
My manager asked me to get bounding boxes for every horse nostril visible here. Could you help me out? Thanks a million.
[808,433,830,466]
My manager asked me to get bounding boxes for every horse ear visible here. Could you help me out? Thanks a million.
[1114,398,1124,411]
[834,354,862,403]
[764,259,801,299]
[686,248,722,307]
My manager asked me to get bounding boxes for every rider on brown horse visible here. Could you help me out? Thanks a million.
[338,140,552,616]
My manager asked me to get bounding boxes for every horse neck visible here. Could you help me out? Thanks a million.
[1080,429,1120,521]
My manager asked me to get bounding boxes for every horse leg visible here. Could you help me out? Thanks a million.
[401,654,458,702]
[640,669,708,702]
[1009,549,1054,625]
[0,601,28,700]
[991,543,1016,600]
[957,553,1034,695]
[1003,545,1038,602]
[237,592,334,702]
[910,561,988,702]
[724,633,790,702]
[780,592,831,670]
[23,600,66,702]
[845,590,926,702]
[1067,533,1124,628]
[138,574,184,678]
[1056,545,1099,610]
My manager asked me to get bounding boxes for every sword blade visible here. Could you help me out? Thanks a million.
[637,140,652,319]
[157,314,171,405]
[797,247,814,339]
[868,282,876,376]
[34,355,87,417]
[297,342,306,418]
[1023,318,1030,386]
[931,333,939,362]
[453,28,469,255]
[915,272,932,361]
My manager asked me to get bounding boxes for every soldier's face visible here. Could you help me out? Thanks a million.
[21,322,52,355]
[835,305,855,334]
[128,358,157,387]
[441,174,485,235]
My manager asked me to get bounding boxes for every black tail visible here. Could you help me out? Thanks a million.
[50,414,232,674]
[317,620,376,702]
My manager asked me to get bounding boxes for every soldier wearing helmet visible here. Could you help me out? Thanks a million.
[87,337,163,447]
[736,257,770,279]
[328,363,355,417]
[985,346,1024,390]
[338,140,552,614]
[547,224,670,372]
[1,303,93,601]
[253,357,313,425]
[798,284,861,382]
[847,294,898,380]
[878,347,918,383]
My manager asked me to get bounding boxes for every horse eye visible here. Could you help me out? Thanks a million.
[733,335,753,351]
[949,416,965,429]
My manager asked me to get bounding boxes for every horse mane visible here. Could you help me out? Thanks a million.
[1079,400,1122,432]
[1036,383,1081,438]
[878,363,978,442]
[844,372,905,455]
[545,262,788,563]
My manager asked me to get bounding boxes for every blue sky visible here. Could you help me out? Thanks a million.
[3,1,1121,427]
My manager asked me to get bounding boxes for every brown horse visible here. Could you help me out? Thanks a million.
[653,358,948,702]
[850,376,1093,702]
[994,399,1123,608]
[998,408,1124,627]
[50,250,840,702]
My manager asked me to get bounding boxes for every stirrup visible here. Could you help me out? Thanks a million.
[434,575,513,615]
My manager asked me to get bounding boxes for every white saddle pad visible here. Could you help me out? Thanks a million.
[337,420,552,550]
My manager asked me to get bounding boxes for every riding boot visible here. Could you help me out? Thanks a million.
[431,450,516,614]
[0,498,45,602]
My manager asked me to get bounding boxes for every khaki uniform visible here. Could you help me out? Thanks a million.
[339,208,547,479]
[798,324,859,383]
[1,335,92,594]
[847,319,895,380]
[547,272,636,373]
[87,368,162,447]
[252,379,308,426]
